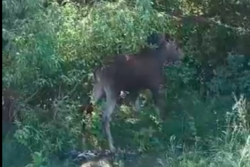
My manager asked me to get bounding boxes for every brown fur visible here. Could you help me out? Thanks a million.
[91,33,184,151]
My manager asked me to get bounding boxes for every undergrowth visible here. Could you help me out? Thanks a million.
[2,0,250,167]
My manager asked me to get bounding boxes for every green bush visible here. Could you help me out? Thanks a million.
[2,0,250,166]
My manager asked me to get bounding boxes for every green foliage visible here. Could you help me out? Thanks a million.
[14,98,83,157]
[208,54,250,97]
[2,0,250,166]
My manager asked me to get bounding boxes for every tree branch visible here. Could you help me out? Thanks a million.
[166,13,250,34]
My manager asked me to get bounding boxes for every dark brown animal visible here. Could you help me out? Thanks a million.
[91,33,184,151]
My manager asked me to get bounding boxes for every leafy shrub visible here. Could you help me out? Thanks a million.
[2,0,250,166]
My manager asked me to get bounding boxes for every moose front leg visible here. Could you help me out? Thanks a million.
[128,91,141,113]
[151,88,166,121]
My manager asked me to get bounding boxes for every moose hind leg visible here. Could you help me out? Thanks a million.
[102,87,118,152]
[91,82,104,105]
[151,88,165,120]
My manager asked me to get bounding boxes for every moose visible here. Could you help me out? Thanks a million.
[90,32,184,151]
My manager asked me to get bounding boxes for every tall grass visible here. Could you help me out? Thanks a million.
[154,95,250,167]
[2,95,249,167]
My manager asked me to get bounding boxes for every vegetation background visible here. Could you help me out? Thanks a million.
[2,0,250,166]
